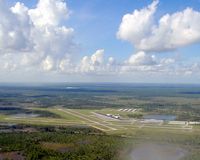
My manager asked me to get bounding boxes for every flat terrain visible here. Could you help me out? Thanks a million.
[0,84,200,159]
[0,107,197,136]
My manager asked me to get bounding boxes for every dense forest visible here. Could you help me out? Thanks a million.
[0,126,127,160]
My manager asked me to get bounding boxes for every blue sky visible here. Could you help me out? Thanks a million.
[69,0,200,61]
[0,0,200,83]
[7,0,200,60]
[68,0,200,58]
[67,0,200,61]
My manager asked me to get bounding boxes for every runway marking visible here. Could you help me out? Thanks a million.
[58,109,116,131]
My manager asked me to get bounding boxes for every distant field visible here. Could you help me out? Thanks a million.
[0,108,200,160]
[0,107,197,134]
[0,84,200,159]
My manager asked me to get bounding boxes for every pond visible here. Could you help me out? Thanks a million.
[143,114,176,121]
[130,143,187,160]
[11,113,39,118]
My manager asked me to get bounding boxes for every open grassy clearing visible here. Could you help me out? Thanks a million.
[0,107,200,160]
[1,84,200,159]
[0,108,198,135]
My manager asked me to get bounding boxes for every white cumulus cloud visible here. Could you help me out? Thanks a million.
[80,49,105,73]
[41,56,55,71]
[0,0,200,82]
[28,0,69,27]
[78,49,119,74]
[0,1,31,52]
[117,0,200,52]
[0,0,76,73]
[117,0,158,49]
[126,51,156,66]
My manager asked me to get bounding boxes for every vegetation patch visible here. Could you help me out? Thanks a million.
[0,126,125,160]
[41,142,75,153]
[0,151,25,160]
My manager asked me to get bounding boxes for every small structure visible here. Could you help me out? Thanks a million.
[106,114,120,119]
[113,115,120,119]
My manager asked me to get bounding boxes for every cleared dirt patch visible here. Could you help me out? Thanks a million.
[41,142,75,153]
[0,151,25,160]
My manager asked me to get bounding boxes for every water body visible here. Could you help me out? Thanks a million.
[130,143,187,160]
[143,114,176,121]
[12,113,39,118]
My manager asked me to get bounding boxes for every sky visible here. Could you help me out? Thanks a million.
[0,0,200,83]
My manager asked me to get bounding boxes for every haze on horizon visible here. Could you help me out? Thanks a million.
[1,0,200,83]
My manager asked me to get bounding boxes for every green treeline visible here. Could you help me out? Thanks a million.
[0,127,126,160]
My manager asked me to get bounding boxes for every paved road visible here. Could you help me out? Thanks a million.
[58,109,117,131]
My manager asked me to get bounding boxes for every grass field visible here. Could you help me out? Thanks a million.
[0,107,198,136]
[1,107,200,159]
